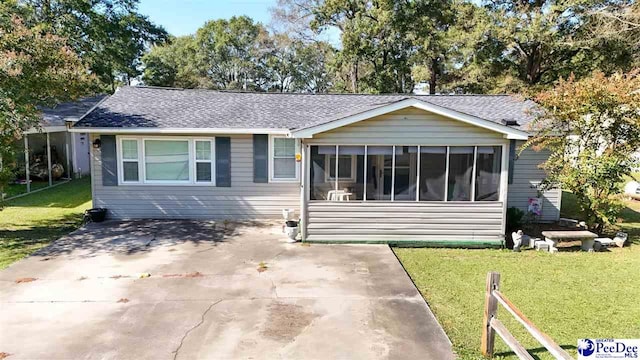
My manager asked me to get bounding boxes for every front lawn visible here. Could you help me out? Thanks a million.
[395,194,640,359]
[0,177,92,269]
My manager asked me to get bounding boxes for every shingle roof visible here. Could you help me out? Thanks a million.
[41,95,107,127]
[73,86,539,132]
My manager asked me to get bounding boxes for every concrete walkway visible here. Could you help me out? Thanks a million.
[0,220,453,359]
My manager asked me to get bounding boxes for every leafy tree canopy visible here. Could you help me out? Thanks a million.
[0,2,95,197]
[525,71,640,231]
[24,0,168,91]
[143,16,335,92]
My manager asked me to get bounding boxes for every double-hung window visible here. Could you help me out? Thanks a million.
[270,136,298,182]
[195,140,213,182]
[118,137,215,185]
[327,155,356,181]
[121,139,140,182]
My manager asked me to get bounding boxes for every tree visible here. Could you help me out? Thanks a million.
[291,40,335,92]
[194,16,265,90]
[0,5,94,199]
[455,0,640,93]
[581,1,640,70]
[524,71,640,232]
[311,0,416,93]
[406,0,455,94]
[25,0,167,92]
[142,18,334,93]
[142,36,203,88]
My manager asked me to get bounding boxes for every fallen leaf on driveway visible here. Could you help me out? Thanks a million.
[257,262,268,273]
[117,298,129,303]
[15,278,36,284]
[78,276,88,281]
[162,272,203,278]
[0,352,11,359]
[139,273,151,278]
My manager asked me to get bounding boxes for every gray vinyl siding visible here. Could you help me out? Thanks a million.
[306,202,504,244]
[507,141,561,222]
[304,108,507,245]
[310,108,507,145]
[90,134,299,219]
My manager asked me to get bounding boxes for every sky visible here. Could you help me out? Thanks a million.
[137,0,340,44]
[138,0,282,36]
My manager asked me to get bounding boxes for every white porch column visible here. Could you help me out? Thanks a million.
[70,132,78,178]
[65,132,71,179]
[46,132,52,186]
[299,141,308,241]
[500,142,510,240]
[24,136,30,193]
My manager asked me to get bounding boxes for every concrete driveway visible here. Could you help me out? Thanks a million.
[0,221,453,360]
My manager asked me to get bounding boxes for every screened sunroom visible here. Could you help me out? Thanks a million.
[308,145,503,203]
[303,143,508,246]
[296,102,519,246]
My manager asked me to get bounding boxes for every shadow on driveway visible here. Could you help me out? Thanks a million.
[31,220,236,258]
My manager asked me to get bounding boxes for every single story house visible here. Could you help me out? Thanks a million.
[71,86,561,247]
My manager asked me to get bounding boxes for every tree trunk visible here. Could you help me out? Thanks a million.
[429,58,438,95]
[351,62,359,93]
[526,45,543,84]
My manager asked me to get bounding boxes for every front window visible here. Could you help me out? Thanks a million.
[118,137,215,185]
[270,136,298,181]
[144,140,190,182]
[309,145,503,202]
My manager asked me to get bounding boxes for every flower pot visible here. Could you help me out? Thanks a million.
[86,208,107,222]
[284,220,299,242]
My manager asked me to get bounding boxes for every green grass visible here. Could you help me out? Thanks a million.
[3,181,50,199]
[395,193,640,359]
[0,177,92,269]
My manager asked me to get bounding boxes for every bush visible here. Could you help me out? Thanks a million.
[506,207,525,232]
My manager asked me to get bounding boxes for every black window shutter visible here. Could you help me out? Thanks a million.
[253,134,268,183]
[101,135,118,186]
[508,139,516,184]
[216,137,231,187]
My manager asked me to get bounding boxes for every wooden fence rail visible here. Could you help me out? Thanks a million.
[481,272,573,360]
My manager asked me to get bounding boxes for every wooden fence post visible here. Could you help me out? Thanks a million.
[481,272,500,357]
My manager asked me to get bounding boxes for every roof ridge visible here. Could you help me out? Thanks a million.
[124,85,514,97]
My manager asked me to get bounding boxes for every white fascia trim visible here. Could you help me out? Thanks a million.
[290,98,530,140]
[24,126,68,134]
[68,127,292,135]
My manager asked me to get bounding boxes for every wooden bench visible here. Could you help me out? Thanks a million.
[541,230,598,252]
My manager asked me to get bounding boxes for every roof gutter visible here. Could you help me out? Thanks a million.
[68,127,292,135]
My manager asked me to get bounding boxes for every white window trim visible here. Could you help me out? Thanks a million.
[116,136,216,186]
[325,154,357,182]
[269,135,300,183]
